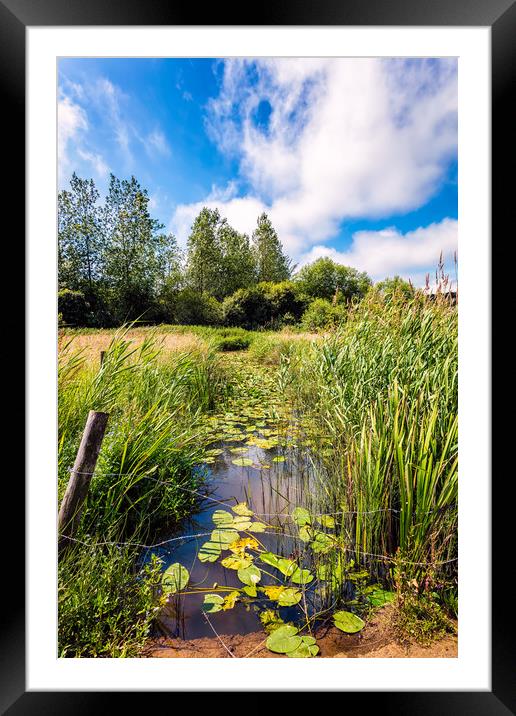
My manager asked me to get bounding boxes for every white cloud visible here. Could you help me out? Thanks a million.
[172,58,457,268]
[297,218,458,285]
[146,128,171,158]
[58,95,88,176]
[76,148,110,178]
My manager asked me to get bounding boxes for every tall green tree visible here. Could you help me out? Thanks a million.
[251,213,292,283]
[185,208,224,297]
[58,173,102,294]
[295,257,371,302]
[218,221,256,297]
[102,174,166,321]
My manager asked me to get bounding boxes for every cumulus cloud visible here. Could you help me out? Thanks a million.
[298,218,458,285]
[58,95,88,176]
[171,58,457,267]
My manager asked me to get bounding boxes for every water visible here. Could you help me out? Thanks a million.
[148,419,321,640]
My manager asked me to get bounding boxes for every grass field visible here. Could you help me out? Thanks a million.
[58,293,458,657]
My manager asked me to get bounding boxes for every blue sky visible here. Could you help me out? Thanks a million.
[58,57,457,285]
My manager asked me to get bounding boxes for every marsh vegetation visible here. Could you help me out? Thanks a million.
[58,288,457,657]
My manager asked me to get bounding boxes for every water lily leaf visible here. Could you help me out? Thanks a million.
[238,564,262,586]
[266,625,302,654]
[333,610,365,633]
[259,551,282,570]
[277,587,302,607]
[210,529,239,546]
[248,521,267,533]
[290,567,314,585]
[367,588,396,607]
[232,502,254,516]
[286,636,319,658]
[198,541,222,563]
[229,447,248,454]
[272,456,286,463]
[212,510,234,527]
[316,514,335,529]
[205,448,224,456]
[242,584,257,597]
[310,531,335,554]
[277,557,297,577]
[162,563,189,594]
[231,516,253,530]
[223,590,240,610]
[292,507,311,526]
[232,458,254,467]
[298,525,313,542]
[221,554,253,570]
[202,594,224,613]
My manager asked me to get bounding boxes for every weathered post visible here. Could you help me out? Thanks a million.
[58,410,109,556]
[100,350,106,367]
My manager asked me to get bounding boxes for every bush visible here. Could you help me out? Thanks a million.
[301,298,347,331]
[173,289,222,326]
[222,281,306,329]
[294,257,372,302]
[58,289,93,326]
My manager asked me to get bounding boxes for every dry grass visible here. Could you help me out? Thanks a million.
[58,329,208,363]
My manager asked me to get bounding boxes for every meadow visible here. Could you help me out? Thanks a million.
[58,290,458,658]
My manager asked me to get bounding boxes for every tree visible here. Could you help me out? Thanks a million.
[295,257,371,302]
[102,174,166,321]
[375,275,415,301]
[218,221,256,297]
[58,173,102,294]
[251,213,292,283]
[185,208,224,297]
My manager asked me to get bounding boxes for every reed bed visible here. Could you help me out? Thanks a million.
[284,291,458,610]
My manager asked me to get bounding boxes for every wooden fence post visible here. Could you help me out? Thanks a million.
[100,350,106,367]
[58,410,109,556]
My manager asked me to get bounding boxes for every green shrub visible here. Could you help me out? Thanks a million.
[58,289,93,326]
[300,298,346,331]
[173,289,222,325]
[222,281,306,329]
[294,257,371,301]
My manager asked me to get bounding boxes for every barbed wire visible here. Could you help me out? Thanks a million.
[65,467,457,519]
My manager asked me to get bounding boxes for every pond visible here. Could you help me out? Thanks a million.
[148,414,326,640]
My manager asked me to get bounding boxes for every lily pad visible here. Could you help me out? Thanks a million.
[310,531,335,554]
[202,594,224,613]
[266,625,302,654]
[248,521,267,533]
[316,514,336,529]
[259,551,282,570]
[292,507,311,527]
[210,529,239,546]
[198,541,222,563]
[221,554,253,570]
[333,610,365,633]
[367,588,396,607]
[290,567,314,585]
[232,457,254,467]
[162,563,189,594]
[242,584,257,597]
[272,456,286,463]
[237,564,262,586]
[212,510,234,527]
[286,637,319,658]
[277,587,303,607]
[232,502,254,516]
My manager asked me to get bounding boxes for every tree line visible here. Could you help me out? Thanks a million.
[58,172,399,329]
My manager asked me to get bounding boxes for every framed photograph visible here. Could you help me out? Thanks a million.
[2,0,508,708]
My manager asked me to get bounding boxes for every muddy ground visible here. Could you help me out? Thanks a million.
[142,606,457,659]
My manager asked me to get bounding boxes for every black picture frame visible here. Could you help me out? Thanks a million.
[2,0,509,710]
